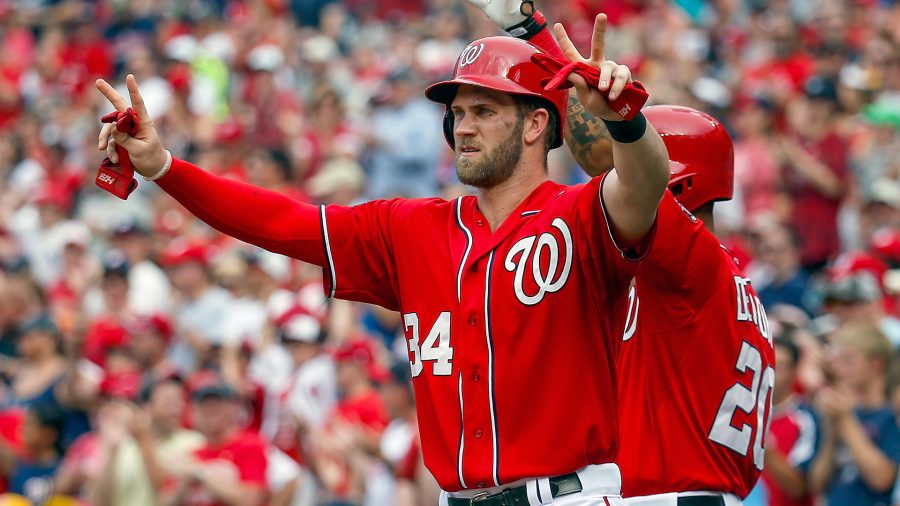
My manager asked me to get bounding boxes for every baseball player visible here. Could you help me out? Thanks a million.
[465,5,776,505]
[613,107,775,506]
[95,17,670,506]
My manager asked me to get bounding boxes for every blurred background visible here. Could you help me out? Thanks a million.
[0,0,899,505]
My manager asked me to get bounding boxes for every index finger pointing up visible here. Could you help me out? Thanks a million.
[589,13,608,65]
[126,74,152,123]
[95,78,129,113]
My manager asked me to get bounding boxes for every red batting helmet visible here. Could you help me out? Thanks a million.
[425,36,568,150]
[644,105,734,212]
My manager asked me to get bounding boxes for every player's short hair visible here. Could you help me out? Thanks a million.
[515,95,558,160]
[831,322,892,372]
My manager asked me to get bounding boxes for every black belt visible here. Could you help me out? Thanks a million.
[677,496,725,506]
[446,473,582,506]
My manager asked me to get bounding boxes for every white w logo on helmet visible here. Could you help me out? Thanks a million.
[458,43,485,68]
[504,218,573,306]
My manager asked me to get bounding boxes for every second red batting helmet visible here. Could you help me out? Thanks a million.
[644,105,734,212]
[425,36,568,150]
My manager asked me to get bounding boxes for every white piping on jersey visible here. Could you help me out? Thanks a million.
[520,210,540,217]
[456,197,473,304]
[597,175,631,259]
[457,372,467,489]
[484,250,500,486]
[320,205,337,298]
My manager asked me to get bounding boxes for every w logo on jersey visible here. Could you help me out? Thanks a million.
[504,218,573,305]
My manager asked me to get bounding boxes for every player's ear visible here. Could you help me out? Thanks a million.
[523,107,549,147]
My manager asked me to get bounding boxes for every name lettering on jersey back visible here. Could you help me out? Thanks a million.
[734,276,772,345]
[504,217,573,306]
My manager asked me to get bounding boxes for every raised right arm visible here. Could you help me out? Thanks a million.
[157,158,326,266]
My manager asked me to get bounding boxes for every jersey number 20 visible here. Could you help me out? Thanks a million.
[709,341,775,470]
[404,312,454,377]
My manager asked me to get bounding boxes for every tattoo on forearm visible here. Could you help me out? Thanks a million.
[564,96,614,176]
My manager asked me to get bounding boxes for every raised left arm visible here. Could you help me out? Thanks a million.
[555,16,668,244]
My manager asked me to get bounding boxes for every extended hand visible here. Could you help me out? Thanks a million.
[95,75,168,178]
[554,14,632,122]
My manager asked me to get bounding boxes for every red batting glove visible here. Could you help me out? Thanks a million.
[97,108,140,200]
[531,53,649,121]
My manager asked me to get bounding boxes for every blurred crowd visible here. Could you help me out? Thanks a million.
[0,0,899,505]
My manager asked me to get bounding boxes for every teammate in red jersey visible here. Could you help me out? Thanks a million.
[614,106,775,506]
[466,4,776,504]
[94,16,670,506]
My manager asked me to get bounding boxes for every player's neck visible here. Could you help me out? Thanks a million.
[695,209,715,234]
[476,164,549,231]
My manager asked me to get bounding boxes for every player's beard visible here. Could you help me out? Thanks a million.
[455,118,523,188]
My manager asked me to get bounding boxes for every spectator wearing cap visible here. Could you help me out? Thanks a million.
[307,157,367,207]
[751,222,815,315]
[276,304,336,436]
[161,242,234,375]
[126,313,178,382]
[364,67,444,199]
[856,178,900,256]
[82,251,131,321]
[0,404,66,504]
[47,224,99,323]
[160,374,268,506]
[0,277,44,361]
[310,338,389,502]
[810,323,900,505]
[241,43,301,150]
[753,332,821,506]
[296,35,353,104]
[776,75,850,272]
[8,313,89,448]
[111,219,173,315]
[820,253,900,346]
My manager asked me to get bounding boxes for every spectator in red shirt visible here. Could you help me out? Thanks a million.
[161,375,268,506]
[311,338,388,502]
[777,75,850,271]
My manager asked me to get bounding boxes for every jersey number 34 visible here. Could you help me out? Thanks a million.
[404,312,454,377]
[709,341,774,471]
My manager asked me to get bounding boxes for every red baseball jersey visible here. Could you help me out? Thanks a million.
[616,191,775,498]
[322,176,642,491]
[186,431,268,506]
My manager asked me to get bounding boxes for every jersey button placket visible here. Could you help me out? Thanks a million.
[468,315,477,327]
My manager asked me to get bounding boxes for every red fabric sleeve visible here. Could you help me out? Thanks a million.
[156,158,326,266]
[526,11,568,62]
[639,190,727,309]
[321,201,402,310]
[574,175,655,299]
